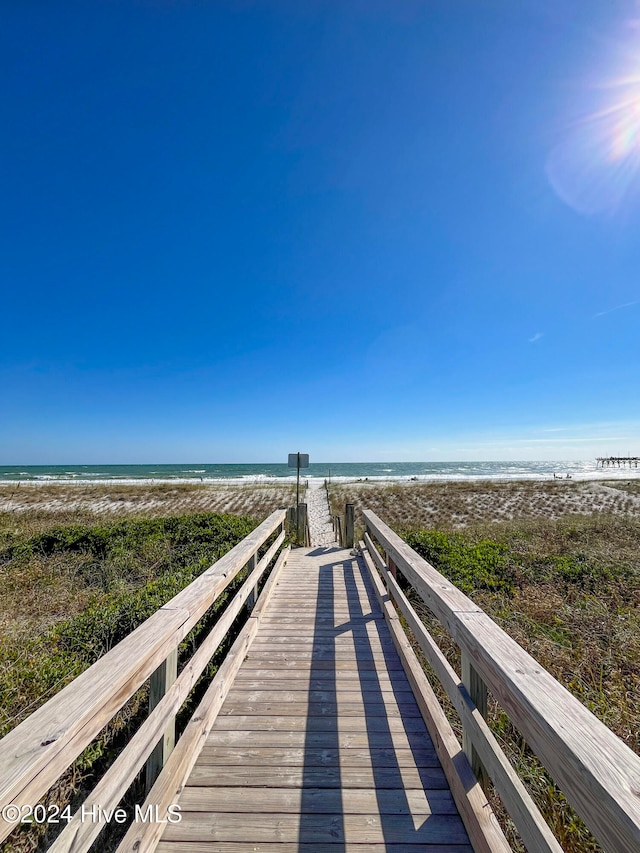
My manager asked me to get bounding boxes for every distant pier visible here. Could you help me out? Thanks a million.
[596,456,640,468]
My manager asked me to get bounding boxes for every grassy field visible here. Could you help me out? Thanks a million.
[330,480,640,851]
[0,486,292,852]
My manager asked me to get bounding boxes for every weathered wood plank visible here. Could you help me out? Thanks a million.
[212,714,429,733]
[245,650,398,661]
[157,842,472,853]
[186,764,451,789]
[224,689,416,705]
[262,607,377,614]
[196,746,440,767]
[240,658,404,670]
[229,676,415,691]
[254,627,384,635]
[256,617,382,625]
[217,701,423,717]
[178,786,458,814]
[162,812,471,844]
[248,636,398,647]
[248,544,291,619]
[259,619,378,626]
[145,649,178,793]
[204,730,433,750]
[231,673,408,687]
[263,587,374,596]
[248,642,393,652]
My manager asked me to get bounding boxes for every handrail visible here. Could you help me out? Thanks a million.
[334,514,343,546]
[361,532,559,853]
[0,509,287,848]
[359,538,511,852]
[118,543,290,853]
[363,509,640,853]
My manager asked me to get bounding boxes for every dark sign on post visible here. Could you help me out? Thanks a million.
[288,453,309,469]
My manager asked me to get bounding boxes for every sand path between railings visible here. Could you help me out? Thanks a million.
[305,480,337,547]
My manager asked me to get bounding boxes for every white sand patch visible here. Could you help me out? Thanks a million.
[305,481,337,547]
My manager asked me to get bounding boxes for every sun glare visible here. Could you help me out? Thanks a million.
[546,43,640,215]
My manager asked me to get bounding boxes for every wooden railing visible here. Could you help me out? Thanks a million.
[286,503,310,545]
[362,509,640,853]
[333,502,354,548]
[0,509,289,852]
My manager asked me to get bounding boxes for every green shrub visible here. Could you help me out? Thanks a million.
[403,529,514,594]
[0,512,257,736]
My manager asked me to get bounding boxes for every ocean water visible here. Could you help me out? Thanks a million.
[1,460,638,484]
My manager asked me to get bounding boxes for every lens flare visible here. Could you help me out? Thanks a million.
[546,74,640,215]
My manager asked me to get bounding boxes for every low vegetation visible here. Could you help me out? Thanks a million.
[0,511,262,852]
[604,478,640,496]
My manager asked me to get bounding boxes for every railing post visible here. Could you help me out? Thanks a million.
[345,503,355,548]
[387,553,397,579]
[335,515,343,546]
[145,648,178,793]
[461,650,489,791]
[286,506,297,539]
[246,553,257,609]
[297,502,307,546]
[386,552,398,604]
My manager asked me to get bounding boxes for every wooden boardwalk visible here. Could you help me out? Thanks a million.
[157,546,472,852]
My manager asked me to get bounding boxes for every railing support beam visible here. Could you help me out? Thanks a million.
[345,503,355,548]
[246,553,258,610]
[145,648,178,793]
[461,651,489,791]
[296,502,307,546]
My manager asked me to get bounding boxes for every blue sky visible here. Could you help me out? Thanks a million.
[2,0,639,463]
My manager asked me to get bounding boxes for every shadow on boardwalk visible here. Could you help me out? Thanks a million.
[299,548,470,849]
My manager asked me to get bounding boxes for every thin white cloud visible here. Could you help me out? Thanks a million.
[528,332,544,343]
[593,300,639,318]
[521,436,628,443]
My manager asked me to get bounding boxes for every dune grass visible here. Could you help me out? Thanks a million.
[604,478,640,496]
[0,482,295,534]
[329,479,637,531]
